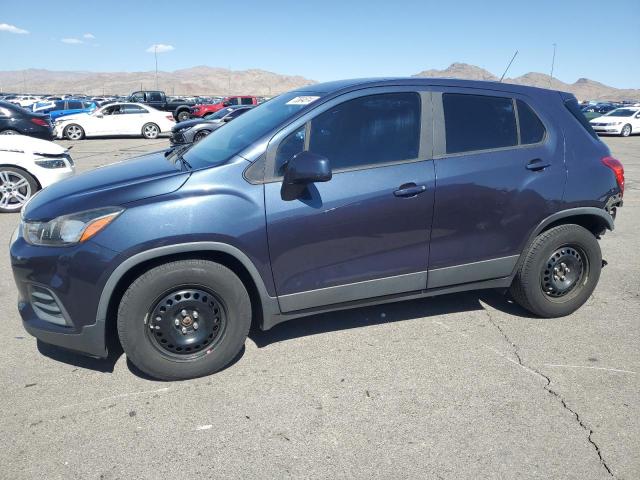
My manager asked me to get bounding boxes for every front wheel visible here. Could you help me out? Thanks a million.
[620,124,632,137]
[0,129,20,135]
[193,130,211,142]
[509,224,602,317]
[117,260,251,380]
[63,124,85,140]
[142,123,160,139]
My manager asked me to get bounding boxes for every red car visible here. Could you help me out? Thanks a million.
[190,95,258,118]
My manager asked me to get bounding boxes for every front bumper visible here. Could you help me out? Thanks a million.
[10,231,120,358]
[590,124,623,134]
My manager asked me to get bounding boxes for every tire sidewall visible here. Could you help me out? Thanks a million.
[621,124,631,137]
[522,226,601,317]
[64,124,84,140]
[118,261,251,380]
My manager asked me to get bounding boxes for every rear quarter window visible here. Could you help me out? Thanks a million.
[516,99,546,144]
[564,98,599,139]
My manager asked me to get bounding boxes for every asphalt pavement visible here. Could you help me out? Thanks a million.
[0,135,638,479]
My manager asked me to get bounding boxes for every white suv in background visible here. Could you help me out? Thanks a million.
[589,106,640,136]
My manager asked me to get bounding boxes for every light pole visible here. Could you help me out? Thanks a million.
[154,45,159,90]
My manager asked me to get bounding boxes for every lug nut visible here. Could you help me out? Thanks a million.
[553,275,559,281]
[154,325,160,330]
[181,326,187,334]
[181,309,188,317]
[174,319,180,326]
[565,268,570,273]
[193,322,199,330]
[192,311,199,319]
[155,316,161,322]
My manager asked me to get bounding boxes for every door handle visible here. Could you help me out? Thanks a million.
[526,158,551,171]
[394,184,427,198]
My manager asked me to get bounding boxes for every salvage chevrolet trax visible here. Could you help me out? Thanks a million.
[10,79,624,380]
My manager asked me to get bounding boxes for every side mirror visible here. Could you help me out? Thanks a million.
[281,151,331,200]
[222,116,233,122]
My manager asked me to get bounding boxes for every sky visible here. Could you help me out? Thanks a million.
[0,0,639,89]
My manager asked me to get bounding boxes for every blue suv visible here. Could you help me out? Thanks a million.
[33,99,97,120]
[10,79,625,380]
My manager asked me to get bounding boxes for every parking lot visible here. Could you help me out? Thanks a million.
[0,136,638,479]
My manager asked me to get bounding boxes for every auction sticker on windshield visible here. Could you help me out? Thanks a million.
[285,96,320,105]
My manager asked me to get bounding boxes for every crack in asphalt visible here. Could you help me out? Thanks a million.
[484,309,615,478]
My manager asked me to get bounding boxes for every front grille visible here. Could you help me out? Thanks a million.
[30,285,68,326]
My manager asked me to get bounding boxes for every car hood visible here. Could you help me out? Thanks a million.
[0,135,66,155]
[23,151,190,221]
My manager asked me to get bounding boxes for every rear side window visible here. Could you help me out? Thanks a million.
[309,92,421,171]
[67,101,83,109]
[241,97,254,105]
[148,92,163,102]
[443,93,517,154]
[516,100,546,144]
[564,98,598,139]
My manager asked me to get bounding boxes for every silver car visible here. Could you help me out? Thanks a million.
[170,106,254,146]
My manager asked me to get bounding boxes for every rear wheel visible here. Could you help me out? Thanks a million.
[0,129,20,135]
[63,124,84,140]
[176,110,190,122]
[117,260,251,380]
[620,124,632,137]
[142,123,160,139]
[0,167,38,213]
[510,224,601,317]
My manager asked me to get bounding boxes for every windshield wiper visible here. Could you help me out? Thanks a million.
[165,144,193,170]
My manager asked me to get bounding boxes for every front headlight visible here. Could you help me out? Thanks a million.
[23,207,123,246]
[34,159,67,169]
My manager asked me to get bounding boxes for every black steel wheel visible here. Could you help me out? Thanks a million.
[146,287,227,359]
[118,259,251,380]
[541,246,588,299]
[510,224,601,317]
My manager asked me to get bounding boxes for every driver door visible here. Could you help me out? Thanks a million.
[264,88,435,312]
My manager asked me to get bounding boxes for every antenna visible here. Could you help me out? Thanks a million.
[549,43,557,88]
[500,50,518,82]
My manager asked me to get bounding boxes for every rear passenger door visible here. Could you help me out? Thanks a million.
[264,88,435,312]
[427,88,564,288]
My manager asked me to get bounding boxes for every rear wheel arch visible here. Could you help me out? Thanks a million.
[100,244,273,352]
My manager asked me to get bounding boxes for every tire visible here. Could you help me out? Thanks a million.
[142,122,160,139]
[0,167,38,213]
[620,124,632,137]
[193,130,211,142]
[176,110,190,122]
[510,224,601,318]
[0,129,20,135]
[117,259,251,380]
[63,124,84,140]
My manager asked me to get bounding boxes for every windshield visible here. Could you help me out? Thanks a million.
[183,91,323,168]
[206,107,235,120]
[605,108,637,117]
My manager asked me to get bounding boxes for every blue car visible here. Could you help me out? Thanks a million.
[10,78,624,380]
[32,99,97,120]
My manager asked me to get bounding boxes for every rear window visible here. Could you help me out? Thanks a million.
[516,100,546,144]
[564,98,598,139]
[443,93,517,154]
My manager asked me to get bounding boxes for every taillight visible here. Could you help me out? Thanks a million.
[602,156,624,195]
[166,114,175,122]
[31,118,49,127]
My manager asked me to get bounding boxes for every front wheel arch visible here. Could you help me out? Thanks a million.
[102,247,271,353]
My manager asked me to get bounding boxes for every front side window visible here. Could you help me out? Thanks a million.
[443,93,517,154]
[276,126,306,174]
[241,97,254,105]
[516,100,546,144]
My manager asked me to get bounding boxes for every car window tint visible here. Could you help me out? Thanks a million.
[275,125,306,175]
[148,92,163,102]
[308,92,421,171]
[67,101,83,109]
[124,105,148,114]
[443,93,517,154]
[241,97,254,105]
[226,98,239,105]
[517,100,546,144]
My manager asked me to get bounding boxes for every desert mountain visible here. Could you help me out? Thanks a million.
[0,63,637,101]
[0,66,315,96]
[414,63,640,101]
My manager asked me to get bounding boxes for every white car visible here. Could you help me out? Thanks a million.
[11,96,41,108]
[55,102,175,140]
[0,135,75,212]
[589,107,640,137]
